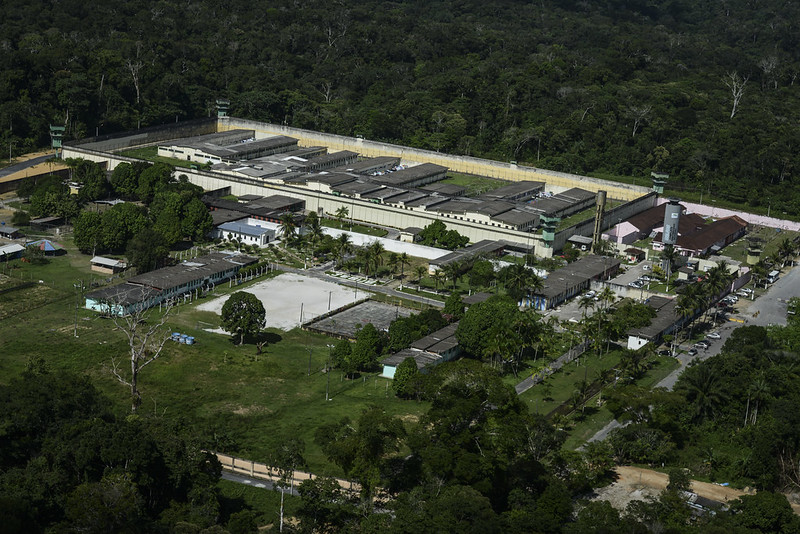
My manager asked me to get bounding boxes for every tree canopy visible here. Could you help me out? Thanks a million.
[221,292,266,345]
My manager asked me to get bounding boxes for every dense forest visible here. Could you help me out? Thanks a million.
[2,0,800,213]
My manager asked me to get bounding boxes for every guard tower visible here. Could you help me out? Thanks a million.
[539,215,560,249]
[651,172,669,194]
[662,198,681,246]
[49,124,65,158]
[216,99,230,118]
[746,238,763,266]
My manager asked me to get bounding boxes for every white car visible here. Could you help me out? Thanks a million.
[707,332,721,340]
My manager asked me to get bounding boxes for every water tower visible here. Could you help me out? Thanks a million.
[662,198,681,246]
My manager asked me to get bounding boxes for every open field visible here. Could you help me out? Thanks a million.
[196,272,366,330]
[441,172,508,197]
[119,146,198,168]
[0,246,430,473]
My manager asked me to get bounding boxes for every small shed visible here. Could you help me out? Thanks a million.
[399,227,423,243]
[91,256,127,274]
[624,247,646,263]
[0,225,22,239]
[0,243,25,260]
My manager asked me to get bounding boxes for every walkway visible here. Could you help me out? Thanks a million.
[515,340,590,394]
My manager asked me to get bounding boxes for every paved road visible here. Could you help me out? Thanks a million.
[587,265,799,444]
[0,154,53,179]
[741,265,800,327]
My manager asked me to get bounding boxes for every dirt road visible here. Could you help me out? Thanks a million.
[596,466,800,514]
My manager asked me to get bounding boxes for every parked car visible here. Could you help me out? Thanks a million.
[694,340,710,349]
[736,290,749,297]
[707,332,721,340]
[585,290,596,298]
[640,275,653,282]
[658,349,671,356]
[688,348,698,356]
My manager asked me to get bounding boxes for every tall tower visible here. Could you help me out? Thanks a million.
[216,99,230,118]
[49,124,65,158]
[591,190,607,253]
[662,199,681,246]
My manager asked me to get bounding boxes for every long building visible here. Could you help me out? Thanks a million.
[85,252,256,315]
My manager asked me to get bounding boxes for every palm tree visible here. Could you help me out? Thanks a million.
[387,252,400,278]
[335,233,352,268]
[431,269,444,292]
[278,214,297,245]
[778,237,795,268]
[415,265,427,284]
[677,364,728,423]
[366,240,385,278]
[305,212,324,250]
[660,244,678,288]
[398,253,410,288]
[676,283,703,340]
[744,376,770,426]
[335,206,349,227]
[442,261,462,291]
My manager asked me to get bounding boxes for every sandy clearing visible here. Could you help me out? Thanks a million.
[196,272,367,330]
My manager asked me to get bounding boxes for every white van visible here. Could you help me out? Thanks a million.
[767,270,780,284]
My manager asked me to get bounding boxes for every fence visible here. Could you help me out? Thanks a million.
[213,451,360,493]
[515,340,590,395]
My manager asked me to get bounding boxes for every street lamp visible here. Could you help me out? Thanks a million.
[325,344,335,401]
[73,280,83,338]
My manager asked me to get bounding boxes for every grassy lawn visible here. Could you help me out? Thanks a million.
[440,172,507,197]
[119,146,201,169]
[0,248,430,476]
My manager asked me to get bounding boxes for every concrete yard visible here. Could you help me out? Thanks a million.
[196,272,366,331]
[309,300,414,338]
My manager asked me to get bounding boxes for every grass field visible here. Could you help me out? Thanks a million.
[440,172,508,197]
[0,240,429,475]
[119,146,199,168]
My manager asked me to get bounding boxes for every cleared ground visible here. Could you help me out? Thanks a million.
[309,300,414,338]
[196,272,366,330]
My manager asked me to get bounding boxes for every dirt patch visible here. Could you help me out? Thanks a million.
[594,466,754,511]
[233,405,272,416]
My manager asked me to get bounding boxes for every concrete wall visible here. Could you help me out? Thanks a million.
[219,117,651,201]
[67,118,217,153]
[551,192,659,251]
[658,197,800,232]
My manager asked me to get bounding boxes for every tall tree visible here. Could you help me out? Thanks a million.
[221,292,266,345]
[110,298,173,413]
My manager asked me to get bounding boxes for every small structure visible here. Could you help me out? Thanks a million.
[0,243,25,260]
[627,296,681,351]
[26,239,65,255]
[429,239,506,274]
[399,227,423,243]
[624,247,646,263]
[29,216,64,229]
[0,225,22,239]
[381,322,462,378]
[567,235,594,252]
[214,219,277,247]
[90,256,127,274]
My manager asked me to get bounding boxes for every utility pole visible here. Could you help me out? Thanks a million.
[326,344,334,401]
[306,347,312,376]
[73,280,82,337]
